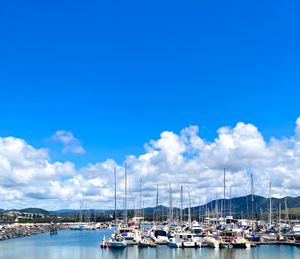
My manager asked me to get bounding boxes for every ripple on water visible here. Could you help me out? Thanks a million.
[0,230,299,259]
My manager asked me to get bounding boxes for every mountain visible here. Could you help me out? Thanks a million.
[135,195,300,217]
[53,209,111,216]
[3,208,51,215]
[54,209,79,216]
[188,195,300,216]
[126,195,300,217]
[2,195,300,217]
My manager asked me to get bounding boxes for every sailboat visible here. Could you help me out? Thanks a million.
[168,231,201,248]
[114,163,142,245]
[100,166,128,249]
[107,234,127,248]
[168,186,201,248]
[101,234,127,249]
[230,237,251,248]
[203,236,220,249]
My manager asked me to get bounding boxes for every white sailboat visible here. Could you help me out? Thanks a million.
[168,232,200,248]
[203,236,220,249]
[107,235,127,248]
[231,237,251,248]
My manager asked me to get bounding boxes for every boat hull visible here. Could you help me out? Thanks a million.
[168,242,181,248]
[182,241,200,248]
[203,237,219,249]
[108,242,127,248]
[231,243,250,249]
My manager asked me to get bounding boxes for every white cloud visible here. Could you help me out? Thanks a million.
[52,130,85,154]
[1,118,300,210]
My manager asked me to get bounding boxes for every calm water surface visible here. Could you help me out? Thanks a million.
[0,230,299,259]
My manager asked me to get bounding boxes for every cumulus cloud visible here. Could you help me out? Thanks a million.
[1,118,300,210]
[52,130,85,154]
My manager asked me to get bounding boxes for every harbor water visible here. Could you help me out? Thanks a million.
[0,230,299,259]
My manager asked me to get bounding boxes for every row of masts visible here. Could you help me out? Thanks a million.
[109,165,290,226]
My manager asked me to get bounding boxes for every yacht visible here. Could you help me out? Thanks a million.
[138,238,157,248]
[203,236,220,249]
[168,232,200,248]
[286,224,300,243]
[231,237,251,248]
[108,235,127,248]
[115,226,141,245]
[150,226,169,245]
[138,239,148,248]
[262,233,277,242]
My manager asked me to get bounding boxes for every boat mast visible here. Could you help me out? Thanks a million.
[285,198,289,222]
[278,202,281,225]
[251,173,254,226]
[171,184,173,221]
[142,201,145,230]
[124,162,128,226]
[180,185,183,224]
[156,184,159,222]
[205,186,208,219]
[199,199,201,223]
[134,193,137,218]
[229,186,232,221]
[114,166,117,225]
[215,193,218,225]
[168,183,173,222]
[269,181,272,227]
[223,168,226,222]
[79,199,83,222]
[168,183,171,221]
[140,178,143,228]
[140,178,142,218]
[188,186,192,226]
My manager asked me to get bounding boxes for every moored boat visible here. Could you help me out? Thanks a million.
[138,238,157,248]
[168,237,181,248]
[245,233,261,242]
[138,239,148,248]
[231,237,251,248]
[150,226,169,245]
[108,236,127,248]
[203,236,219,249]
[115,226,141,245]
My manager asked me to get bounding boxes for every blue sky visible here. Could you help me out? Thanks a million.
[1,0,300,167]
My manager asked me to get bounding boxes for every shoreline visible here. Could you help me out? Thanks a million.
[0,223,68,241]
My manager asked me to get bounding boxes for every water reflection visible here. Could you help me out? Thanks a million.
[0,230,299,259]
[105,248,125,259]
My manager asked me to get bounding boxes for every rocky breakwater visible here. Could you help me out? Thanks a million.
[0,223,69,241]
